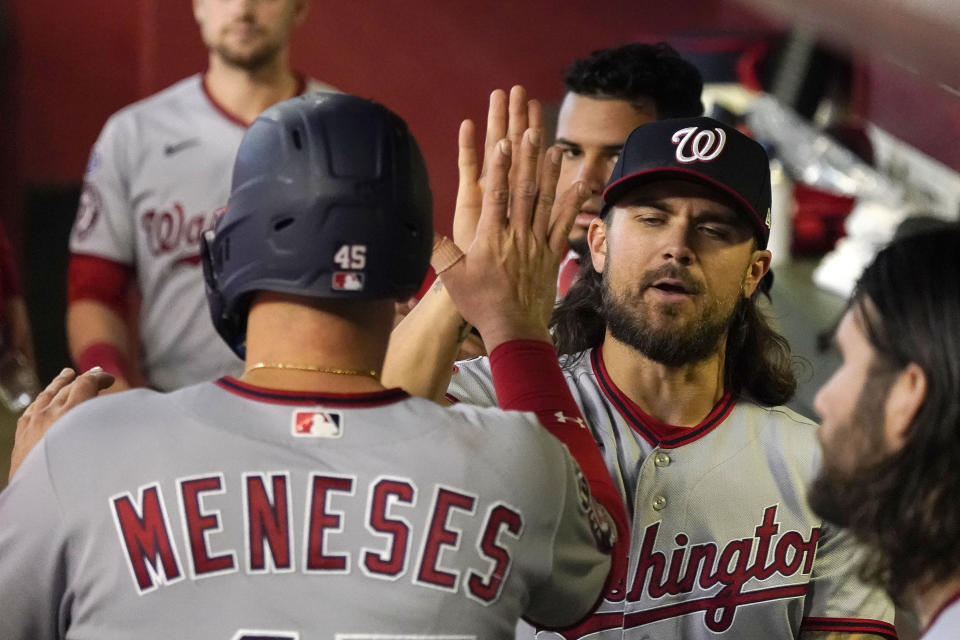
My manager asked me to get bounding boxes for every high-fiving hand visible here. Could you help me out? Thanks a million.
[440,85,588,353]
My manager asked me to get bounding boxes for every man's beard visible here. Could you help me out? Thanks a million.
[212,34,283,72]
[808,367,899,533]
[600,262,741,367]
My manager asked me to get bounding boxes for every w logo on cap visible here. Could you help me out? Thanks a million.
[672,126,727,164]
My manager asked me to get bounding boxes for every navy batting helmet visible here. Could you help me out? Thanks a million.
[202,92,433,358]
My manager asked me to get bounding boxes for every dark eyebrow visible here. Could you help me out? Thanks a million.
[696,209,744,225]
[625,199,747,227]
[554,138,623,154]
[554,138,582,149]
[624,198,674,213]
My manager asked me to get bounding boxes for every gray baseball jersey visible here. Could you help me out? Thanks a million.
[448,348,898,639]
[0,377,610,639]
[70,75,333,390]
[924,593,960,640]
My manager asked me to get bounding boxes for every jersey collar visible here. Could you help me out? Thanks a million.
[589,347,735,448]
[925,586,960,637]
[215,376,409,407]
[201,72,307,128]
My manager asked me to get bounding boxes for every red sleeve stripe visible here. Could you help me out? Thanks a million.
[67,253,134,316]
[488,339,630,598]
[74,342,135,382]
[800,617,897,639]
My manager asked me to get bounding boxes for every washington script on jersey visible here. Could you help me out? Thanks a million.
[109,471,523,602]
[577,504,820,636]
[140,201,225,267]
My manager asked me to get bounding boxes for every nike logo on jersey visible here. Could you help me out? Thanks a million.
[163,138,201,156]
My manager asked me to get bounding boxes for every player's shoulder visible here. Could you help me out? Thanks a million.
[45,387,169,437]
[303,77,338,94]
[112,74,203,118]
[401,390,538,433]
[435,395,566,453]
[35,387,166,469]
[445,398,536,428]
[736,399,818,431]
[452,349,590,383]
[443,401,574,483]
[731,398,822,466]
[98,75,204,135]
[731,399,819,445]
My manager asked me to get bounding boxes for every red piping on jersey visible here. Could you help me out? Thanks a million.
[590,348,735,448]
[800,616,898,639]
[923,588,960,638]
[200,72,307,128]
[623,584,808,629]
[215,376,409,407]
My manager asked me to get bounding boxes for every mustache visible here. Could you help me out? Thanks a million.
[639,263,703,295]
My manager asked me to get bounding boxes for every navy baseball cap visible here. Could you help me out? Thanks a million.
[602,116,772,248]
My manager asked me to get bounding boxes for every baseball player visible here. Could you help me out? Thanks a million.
[554,42,703,297]
[68,0,333,392]
[0,93,628,639]
[441,118,898,639]
[384,42,704,396]
[809,225,960,640]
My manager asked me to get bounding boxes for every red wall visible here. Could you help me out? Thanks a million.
[4,0,767,237]
[861,58,960,174]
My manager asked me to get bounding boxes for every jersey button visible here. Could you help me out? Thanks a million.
[654,452,671,467]
[652,495,667,511]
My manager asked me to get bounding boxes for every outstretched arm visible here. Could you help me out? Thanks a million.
[438,115,629,599]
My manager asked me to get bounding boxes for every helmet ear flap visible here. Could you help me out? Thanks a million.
[200,229,222,322]
[201,228,245,359]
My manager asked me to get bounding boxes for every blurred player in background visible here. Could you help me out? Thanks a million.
[555,42,703,295]
[810,224,960,640]
[67,0,333,391]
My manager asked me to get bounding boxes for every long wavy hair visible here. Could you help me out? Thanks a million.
[829,225,960,599]
[550,257,796,407]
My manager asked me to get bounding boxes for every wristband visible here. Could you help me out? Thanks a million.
[74,342,135,382]
[430,235,464,275]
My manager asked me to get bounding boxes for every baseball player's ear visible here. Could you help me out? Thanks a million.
[883,361,927,451]
[587,217,608,274]
[192,0,204,23]
[742,248,771,299]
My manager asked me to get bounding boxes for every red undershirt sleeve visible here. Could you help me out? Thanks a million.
[489,339,629,595]
[67,254,134,317]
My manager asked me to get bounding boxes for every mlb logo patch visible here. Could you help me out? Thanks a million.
[292,409,343,438]
[332,272,364,291]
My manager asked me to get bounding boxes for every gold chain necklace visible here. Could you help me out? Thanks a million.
[245,362,379,379]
